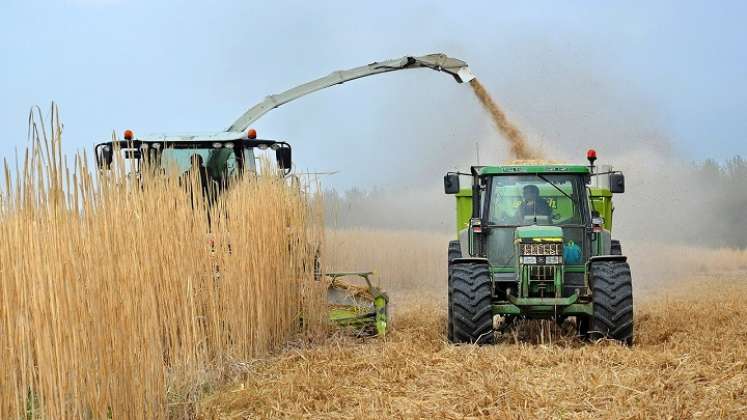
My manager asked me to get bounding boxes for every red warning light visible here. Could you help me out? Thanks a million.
[124,129,134,141]
[586,149,597,165]
[247,128,257,139]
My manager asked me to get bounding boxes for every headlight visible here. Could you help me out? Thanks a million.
[521,256,537,264]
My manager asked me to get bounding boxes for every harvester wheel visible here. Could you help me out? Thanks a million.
[610,239,622,255]
[450,262,494,344]
[446,240,462,341]
[585,260,634,345]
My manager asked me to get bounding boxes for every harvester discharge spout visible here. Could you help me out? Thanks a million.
[227,53,475,133]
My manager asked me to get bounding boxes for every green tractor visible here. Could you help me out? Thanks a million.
[443,150,633,344]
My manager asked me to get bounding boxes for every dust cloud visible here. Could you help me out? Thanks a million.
[468,78,539,160]
[321,46,745,261]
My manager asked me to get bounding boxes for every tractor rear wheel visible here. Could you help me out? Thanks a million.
[584,260,634,345]
[450,262,494,344]
[446,240,461,341]
[610,239,622,255]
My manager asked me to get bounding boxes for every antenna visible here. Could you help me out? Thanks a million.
[299,170,340,177]
[475,141,480,165]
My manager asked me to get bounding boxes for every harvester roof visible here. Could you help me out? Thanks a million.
[124,131,250,143]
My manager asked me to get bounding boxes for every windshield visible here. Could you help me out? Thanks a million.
[488,174,583,226]
[160,147,239,180]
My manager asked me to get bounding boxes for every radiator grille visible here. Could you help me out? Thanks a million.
[521,242,562,256]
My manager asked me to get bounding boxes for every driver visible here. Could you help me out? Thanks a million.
[183,153,212,200]
[519,184,552,218]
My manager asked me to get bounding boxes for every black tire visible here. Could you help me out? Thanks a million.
[450,262,494,344]
[448,240,462,264]
[446,240,461,341]
[610,239,622,256]
[586,261,634,345]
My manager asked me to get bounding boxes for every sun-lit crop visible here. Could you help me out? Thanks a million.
[0,107,324,419]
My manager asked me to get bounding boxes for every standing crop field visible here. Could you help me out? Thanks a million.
[0,109,324,419]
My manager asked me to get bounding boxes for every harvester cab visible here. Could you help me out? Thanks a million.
[444,151,633,344]
[94,129,292,180]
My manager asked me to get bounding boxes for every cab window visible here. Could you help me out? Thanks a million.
[489,174,582,226]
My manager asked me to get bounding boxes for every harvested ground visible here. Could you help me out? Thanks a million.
[198,267,747,418]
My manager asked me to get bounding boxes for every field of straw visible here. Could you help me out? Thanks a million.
[3,112,745,419]
[0,110,324,419]
[199,229,747,419]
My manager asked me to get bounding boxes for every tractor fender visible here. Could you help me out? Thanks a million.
[584,255,628,291]
[588,255,627,263]
[451,257,490,265]
[458,228,470,257]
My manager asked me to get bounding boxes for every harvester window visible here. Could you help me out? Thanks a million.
[161,147,238,179]
[243,148,257,172]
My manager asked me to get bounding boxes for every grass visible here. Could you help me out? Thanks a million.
[199,229,747,419]
[0,106,324,419]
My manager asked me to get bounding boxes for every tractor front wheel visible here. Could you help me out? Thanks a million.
[450,262,494,344]
[583,260,634,345]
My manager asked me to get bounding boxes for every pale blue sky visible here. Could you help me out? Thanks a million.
[2,1,746,188]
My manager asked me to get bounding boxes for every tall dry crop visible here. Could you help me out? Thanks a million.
[0,106,324,419]
[323,229,449,305]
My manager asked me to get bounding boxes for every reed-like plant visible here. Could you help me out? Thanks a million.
[0,105,324,419]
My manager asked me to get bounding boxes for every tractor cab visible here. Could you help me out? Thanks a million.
[94,130,292,183]
[483,171,589,267]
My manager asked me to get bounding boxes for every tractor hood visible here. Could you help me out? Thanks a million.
[515,225,563,242]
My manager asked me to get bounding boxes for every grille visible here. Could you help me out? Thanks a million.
[521,242,562,256]
[529,266,556,281]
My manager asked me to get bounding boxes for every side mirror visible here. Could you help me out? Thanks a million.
[276,147,292,170]
[609,173,625,193]
[444,173,460,194]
